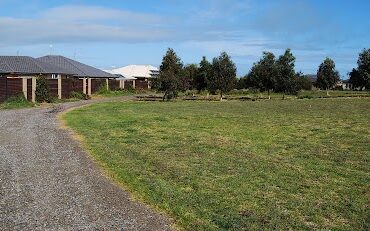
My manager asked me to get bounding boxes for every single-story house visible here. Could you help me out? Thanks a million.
[335,80,365,90]
[37,55,118,95]
[0,55,118,102]
[336,80,352,90]
[0,56,75,102]
[304,75,357,91]
[107,65,159,89]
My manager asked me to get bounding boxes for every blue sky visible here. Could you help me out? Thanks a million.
[0,0,369,78]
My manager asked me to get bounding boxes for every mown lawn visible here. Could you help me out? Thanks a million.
[63,99,370,230]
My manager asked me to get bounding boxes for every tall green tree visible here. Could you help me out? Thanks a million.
[357,48,370,88]
[248,52,277,98]
[349,68,363,90]
[209,52,237,99]
[180,64,198,91]
[194,57,212,92]
[156,48,183,100]
[275,49,298,96]
[316,57,340,95]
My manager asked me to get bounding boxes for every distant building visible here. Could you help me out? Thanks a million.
[106,65,159,89]
[336,80,365,91]
[0,55,117,102]
[304,74,358,91]
[336,80,353,90]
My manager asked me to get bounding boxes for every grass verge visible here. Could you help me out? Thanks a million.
[63,99,370,230]
[0,94,34,109]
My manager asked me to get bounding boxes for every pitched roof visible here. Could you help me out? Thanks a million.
[109,65,159,79]
[0,56,75,75]
[0,62,12,74]
[37,55,116,78]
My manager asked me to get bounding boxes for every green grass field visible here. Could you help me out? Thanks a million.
[63,99,370,230]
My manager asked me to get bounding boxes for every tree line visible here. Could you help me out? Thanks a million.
[153,48,237,100]
[153,48,370,100]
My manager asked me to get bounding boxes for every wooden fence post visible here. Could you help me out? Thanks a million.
[87,78,91,96]
[58,77,62,99]
[32,77,36,103]
[83,78,87,94]
[22,78,27,100]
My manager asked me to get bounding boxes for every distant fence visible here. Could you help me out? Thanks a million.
[0,77,147,102]
[136,80,149,89]
[109,79,120,90]
[0,78,23,102]
[62,79,84,98]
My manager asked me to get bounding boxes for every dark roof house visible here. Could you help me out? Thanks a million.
[37,55,116,78]
[1,55,121,103]
[0,56,74,75]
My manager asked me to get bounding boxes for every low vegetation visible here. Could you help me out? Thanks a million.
[95,88,151,97]
[0,94,34,109]
[64,99,370,230]
[297,90,370,99]
[94,82,149,97]
[70,91,90,100]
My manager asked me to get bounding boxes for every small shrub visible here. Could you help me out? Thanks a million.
[163,91,178,101]
[70,91,89,100]
[36,76,51,103]
[97,82,109,95]
[125,84,134,91]
[0,94,34,109]
[298,94,313,99]
[185,90,197,96]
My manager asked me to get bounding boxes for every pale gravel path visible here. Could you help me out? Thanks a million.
[0,97,172,230]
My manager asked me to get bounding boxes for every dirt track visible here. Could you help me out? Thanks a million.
[0,97,172,230]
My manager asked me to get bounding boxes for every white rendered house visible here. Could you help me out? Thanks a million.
[105,65,159,89]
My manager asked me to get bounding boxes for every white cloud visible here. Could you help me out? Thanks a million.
[0,4,174,46]
[0,3,254,47]
[0,17,170,45]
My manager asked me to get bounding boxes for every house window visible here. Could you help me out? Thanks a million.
[51,74,61,79]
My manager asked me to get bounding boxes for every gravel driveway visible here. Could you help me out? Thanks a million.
[0,97,172,230]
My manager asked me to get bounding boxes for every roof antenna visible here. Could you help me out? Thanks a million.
[16,50,19,56]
